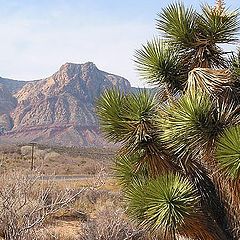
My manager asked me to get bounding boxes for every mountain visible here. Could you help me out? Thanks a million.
[0,77,27,94]
[0,84,16,132]
[0,78,28,133]
[0,62,131,146]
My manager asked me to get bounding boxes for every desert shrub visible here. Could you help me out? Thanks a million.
[38,229,80,240]
[35,149,47,160]
[79,206,145,240]
[20,146,32,156]
[0,172,84,240]
[81,162,105,175]
[71,188,122,218]
[44,151,61,162]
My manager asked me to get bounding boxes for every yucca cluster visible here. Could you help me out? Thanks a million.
[97,1,240,239]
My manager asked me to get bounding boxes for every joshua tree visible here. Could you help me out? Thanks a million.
[97,1,240,239]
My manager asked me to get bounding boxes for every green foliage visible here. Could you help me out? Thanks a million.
[155,2,240,69]
[96,89,125,142]
[97,89,160,153]
[229,48,240,79]
[160,92,215,158]
[156,2,197,47]
[134,38,184,93]
[160,91,239,160]
[97,1,240,238]
[125,173,199,236]
[216,125,240,179]
[97,89,175,175]
[198,5,240,44]
[114,154,149,189]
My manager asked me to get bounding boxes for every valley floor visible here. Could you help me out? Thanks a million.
[0,144,116,176]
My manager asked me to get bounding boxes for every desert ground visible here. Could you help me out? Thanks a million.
[0,144,151,240]
[0,144,116,176]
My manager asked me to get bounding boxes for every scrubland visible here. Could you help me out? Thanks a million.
[0,144,115,176]
[0,145,158,240]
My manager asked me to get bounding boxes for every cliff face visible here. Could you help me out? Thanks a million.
[0,62,131,146]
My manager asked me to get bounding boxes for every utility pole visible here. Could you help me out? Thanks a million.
[29,142,36,170]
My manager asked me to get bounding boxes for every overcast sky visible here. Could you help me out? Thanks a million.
[0,0,238,87]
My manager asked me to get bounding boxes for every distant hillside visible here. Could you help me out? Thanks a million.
[0,77,27,94]
[0,62,132,146]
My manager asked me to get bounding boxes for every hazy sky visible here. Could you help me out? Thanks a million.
[0,0,238,87]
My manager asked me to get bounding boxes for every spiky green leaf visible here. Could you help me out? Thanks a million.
[114,154,149,189]
[134,38,185,93]
[198,5,240,44]
[156,2,197,47]
[216,125,240,179]
[97,89,159,150]
[160,92,216,158]
[125,173,200,236]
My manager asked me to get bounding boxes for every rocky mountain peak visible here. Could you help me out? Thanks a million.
[58,62,97,78]
[60,62,96,70]
[0,62,132,146]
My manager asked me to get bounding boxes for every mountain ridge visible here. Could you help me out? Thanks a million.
[0,62,132,146]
